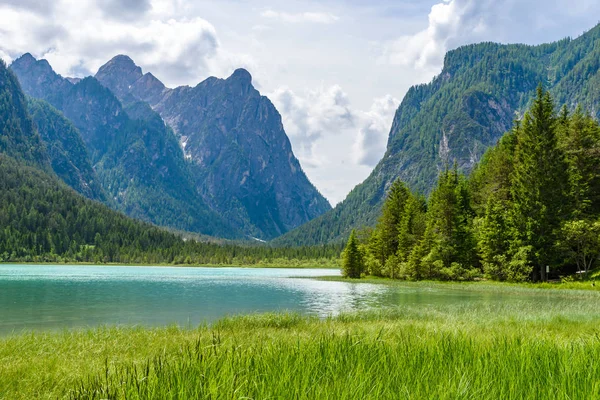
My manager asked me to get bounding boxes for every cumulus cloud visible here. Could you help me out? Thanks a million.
[381,0,600,72]
[270,85,398,169]
[0,0,55,14]
[381,0,489,71]
[98,0,152,21]
[261,9,339,24]
[353,95,400,167]
[0,0,251,87]
[270,85,355,167]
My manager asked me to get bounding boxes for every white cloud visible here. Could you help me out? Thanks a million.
[270,84,399,203]
[261,9,339,24]
[270,85,398,169]
[381,0,600,74]
[0,0,252,87]
[353,95,400,167]
[270,85,355,167]
[381,0,488,71]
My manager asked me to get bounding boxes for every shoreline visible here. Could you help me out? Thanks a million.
[0,261,340,269]
[318,275,600,292]
[2,302,600,399]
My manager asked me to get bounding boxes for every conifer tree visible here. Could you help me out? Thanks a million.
[342,230,364,278]
[510,86,569,280]
[478,194,511,280]
[379,180,411,262]
[397,194,427,265]
[408,166,477,280]
[558,106,600,217]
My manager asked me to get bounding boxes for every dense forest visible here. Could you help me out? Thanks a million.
[342,87,600,282]
[0,154,341,266]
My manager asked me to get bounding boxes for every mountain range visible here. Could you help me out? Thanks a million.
[3,23,600,246]
[10,54,330,240]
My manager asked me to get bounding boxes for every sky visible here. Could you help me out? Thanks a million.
[1,0,599,205]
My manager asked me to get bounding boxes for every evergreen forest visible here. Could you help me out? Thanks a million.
[342,87,600,281]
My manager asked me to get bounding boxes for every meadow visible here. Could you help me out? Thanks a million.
[1,281,600,399]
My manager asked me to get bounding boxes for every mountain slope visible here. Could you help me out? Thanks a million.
[95,56,331,239]
[275,24,600,246]
[27,98,107,202]
[0,59,49,169]
[10,54,239,239]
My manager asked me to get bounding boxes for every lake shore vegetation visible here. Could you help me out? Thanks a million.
[2,281,600,399]
[348,87,600,283]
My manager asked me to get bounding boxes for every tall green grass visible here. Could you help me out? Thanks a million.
[71,328,600,399]
[2,283,600,399]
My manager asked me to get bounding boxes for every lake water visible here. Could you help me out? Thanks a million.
[0,264,591,335]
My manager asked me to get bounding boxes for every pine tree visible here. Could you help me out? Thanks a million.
[379,179,411,263]
[397,194,427,263]
[558,106,600,217]
[342,230,364,278]
[408,166,477,280]
[510,86,570,280]
[478,194,511,280]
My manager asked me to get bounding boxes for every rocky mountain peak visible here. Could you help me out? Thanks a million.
[95,55,144,100]
[92,54,331,239]
[13,53,37,67]
[95,55,168,105]
[224,68,254,97]
[12,53,56,77]
[10,54,73,107]
[229,68,252,85]
[99,55,141,75]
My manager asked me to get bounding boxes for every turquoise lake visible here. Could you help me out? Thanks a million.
[0,264,591,335]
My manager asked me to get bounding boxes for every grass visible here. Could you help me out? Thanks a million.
[319,274,600,291]
[2,283,600,399]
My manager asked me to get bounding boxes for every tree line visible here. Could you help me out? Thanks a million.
[0,154,341,267]
[343,87,600,281]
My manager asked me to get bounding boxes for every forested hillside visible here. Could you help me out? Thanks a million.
[0,60,49,169]
[27,98,107,202]
[275,24,600,246]
[0,154,340,265]
[342,88,600,282]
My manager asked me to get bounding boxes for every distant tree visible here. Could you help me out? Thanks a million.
[342,230,364,279]
[558,106,600,217]
[397,194,427,262]
[559,219,600,278]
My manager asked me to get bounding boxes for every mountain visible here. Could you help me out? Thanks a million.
[275,24,600,246]
[95,55,331,239]
[10,54,238,239]
[27,98,107,202]
[0,59,49,169]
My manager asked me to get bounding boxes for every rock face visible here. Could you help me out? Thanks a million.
[95,56,331,239]
[10,54,237,239]
[275,24,600,246]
